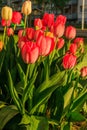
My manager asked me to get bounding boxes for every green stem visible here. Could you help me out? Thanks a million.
[24,15,27,29]
[14,24,16,31]
[24,64,30,89]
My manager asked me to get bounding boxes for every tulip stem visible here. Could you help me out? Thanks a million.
[24,64,30,88]
[24,15,27,29]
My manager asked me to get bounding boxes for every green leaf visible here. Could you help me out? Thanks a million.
[68,111,86,122]
[0,105,18,130]
[61,122,70,130]
[0,101,6,109]
[70,88,87,111]
[19,114,31,125]
[0,50,5,72]
[30,71,66,114]
[22,72,37,106]
[76,53,87,70]
[17,63,25,82]
[52,89,64,121]
[30,115,49,130]
[35,70,65,96]
[64,84,74,109]
[8,70,23,113]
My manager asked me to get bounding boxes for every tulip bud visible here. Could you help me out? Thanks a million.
[1,6,12,20]
[80,66,87,77]
[21,0,32,15]
[62,53,77,69]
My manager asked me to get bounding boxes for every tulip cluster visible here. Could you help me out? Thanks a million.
[0,0,85,72]
[0,1,87,129]
[17,12,85,71]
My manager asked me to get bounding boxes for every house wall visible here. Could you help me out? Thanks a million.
[77,0,87,21]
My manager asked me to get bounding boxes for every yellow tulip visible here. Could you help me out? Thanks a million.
[21,0,32,15]
[1,6,12,20]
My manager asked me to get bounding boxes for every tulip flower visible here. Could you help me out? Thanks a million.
[1,6,12,20]
[69,43,77,55]
[7,28,14,37]
[18,36,28,49]
[36,34,55,56]
[57,38,65,50]
[65,26,76,39]
[34,18,43,30]
[21,42,39,64]
[42,13,54,28]
[55,15,67,25]
[80,66,87,77]
[18,30,24,38]
[74,37,84,47]
[34,30,44,40]
[1,19,11,27]
[21,0,32,15]
[62,53,77,69]
[12,11,22,24]
[26,28,35,40]
[54,23,65,38]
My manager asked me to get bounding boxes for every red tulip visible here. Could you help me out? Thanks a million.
[65,26,76,39]
[36,33,55,56]
[18,36,28,49]
[74,37,84,47]
[1,19,11,26]
[62,53,77,69]
[54,23,65,38]
[12,11,22,24]
[18,30,24,38]
[42,13,54,28]
[80,66,87,77]
[69,43,77,54]
[55,15,67,25]
[34,18,43,29]
[34,30,44,40]
[7,28,14,36]
[21,41,39,64]
[57,38,65,50]
[26,28,35,40]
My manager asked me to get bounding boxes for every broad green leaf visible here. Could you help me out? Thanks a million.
[64,84,74,109]
[70,88,87,111]
[52,89,64,121]
[19,114,31,125]
[8,70,23,113]
[30,76,65,115]
[0,101,6,109]
[67,111,86,122]
[35,70,65,96]
[0,105,18,130]
[30,115,49,130]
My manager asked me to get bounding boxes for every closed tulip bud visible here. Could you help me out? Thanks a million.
[65,26,76,39]
[80,66,87,77]
[7,28,14,37]
[69,43,77,55]
[21,0,32,15]
[62,53,77,69]
[1,6,12,20]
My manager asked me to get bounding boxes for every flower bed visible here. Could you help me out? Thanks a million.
[0,1,87,130]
